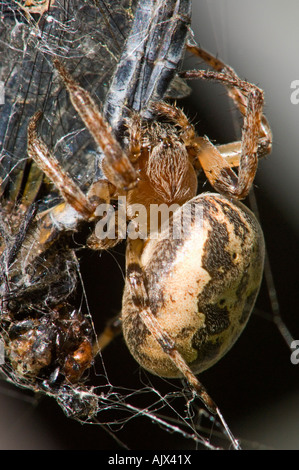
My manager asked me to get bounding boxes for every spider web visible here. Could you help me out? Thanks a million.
[0,0,298,451]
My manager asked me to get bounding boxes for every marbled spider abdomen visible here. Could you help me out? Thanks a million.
[122,193,265,378]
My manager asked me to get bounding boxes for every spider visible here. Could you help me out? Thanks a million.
[25,45,272,415]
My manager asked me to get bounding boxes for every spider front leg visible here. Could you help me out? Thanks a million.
[24,111,105,262]
[53,59,137,192]
[181,46,272,199]
[197,83,263,199]
[186,45,272,159]
[27,59,138,250]
[27,112,114,251]
[27,111,97,219]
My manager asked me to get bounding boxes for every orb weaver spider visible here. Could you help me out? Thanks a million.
[25,43,272,418]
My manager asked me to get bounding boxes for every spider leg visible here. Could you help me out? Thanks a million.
[180,46,272,199]
[27,111,116,261]
[186,45,272,158]
[93,315,122,355]
[126,112,143,163]
[216,141,242,167]
[53,59,137,191]
[28,111,125,252]
[28,111,96,219]
[123,238,217,414]
[150,101,196,143]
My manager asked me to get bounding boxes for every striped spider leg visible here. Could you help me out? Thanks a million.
[27,59,138,254]
[181,45,272,198]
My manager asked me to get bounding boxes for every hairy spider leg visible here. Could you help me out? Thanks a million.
[180,46,272,199]
[53,59,137,192]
